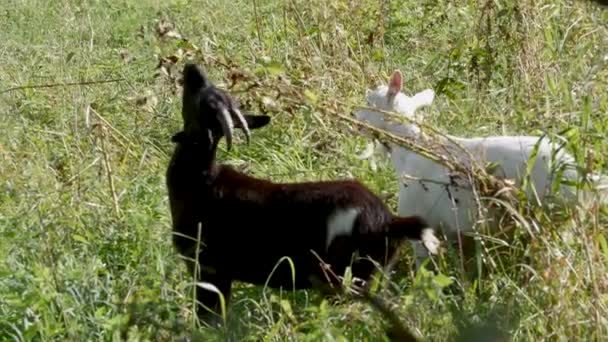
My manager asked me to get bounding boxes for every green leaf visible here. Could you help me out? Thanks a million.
[597,234,608,268]
[425,287,438,301]
[432,273,454,289]
[341,266,353,287]
[319,299,329,318]
[72,234,88,244]
[280,299,295,321]
[304,89,318,104]
[95,306,107,319]
[485,161,500,175]
[196,282,227,322]
[372,49,385,61]
[402,294,414,306]
[177,39,200,52]
[66,51,75,63]
[523,133,544,194]
[105,313,129,330]
[368,273,381,293]
[265,61,285,76]
[265,256,296,293]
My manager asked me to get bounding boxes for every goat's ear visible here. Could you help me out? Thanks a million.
[387,70,402,99]
[238,114,271,130]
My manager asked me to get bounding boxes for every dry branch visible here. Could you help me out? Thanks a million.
[0,78,127,95]
[308,250,421,342]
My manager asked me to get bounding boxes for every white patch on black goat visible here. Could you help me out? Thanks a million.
[326,208,360,250]
[420,228,440,255]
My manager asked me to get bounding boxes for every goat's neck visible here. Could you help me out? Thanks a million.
[385,124,469,167]
[383,122,427,154]
[168,130,219,180]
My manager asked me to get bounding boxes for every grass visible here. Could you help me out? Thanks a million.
[1,0,607,340]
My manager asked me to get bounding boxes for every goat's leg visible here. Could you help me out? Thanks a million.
[193,264,232,327]
[411,240,430,271]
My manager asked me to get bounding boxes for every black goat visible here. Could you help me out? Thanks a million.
[166,63,440,325]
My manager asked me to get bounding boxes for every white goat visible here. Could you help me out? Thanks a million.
[354,69,607,269]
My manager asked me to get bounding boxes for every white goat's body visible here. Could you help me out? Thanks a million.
[355,70,607,268]
[389,135,582,266]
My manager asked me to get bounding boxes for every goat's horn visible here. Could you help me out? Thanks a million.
[232,107,251,145]
[218,105,235,150]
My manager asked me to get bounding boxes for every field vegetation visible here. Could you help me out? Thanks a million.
[1,0,607,340]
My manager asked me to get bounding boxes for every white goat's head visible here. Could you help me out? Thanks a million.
[354,70,435,139]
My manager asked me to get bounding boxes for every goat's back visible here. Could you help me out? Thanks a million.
[192,166,399,288]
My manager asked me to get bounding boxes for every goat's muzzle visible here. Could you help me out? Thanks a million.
[182,62,251,150]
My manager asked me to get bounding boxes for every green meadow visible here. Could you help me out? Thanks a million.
[1,0,607,340]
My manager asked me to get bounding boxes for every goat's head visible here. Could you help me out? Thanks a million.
[354,70,435,139]
[179,63,271,150]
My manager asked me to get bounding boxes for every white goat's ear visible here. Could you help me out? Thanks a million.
[411,89,435,112]
[387,70,402,99]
